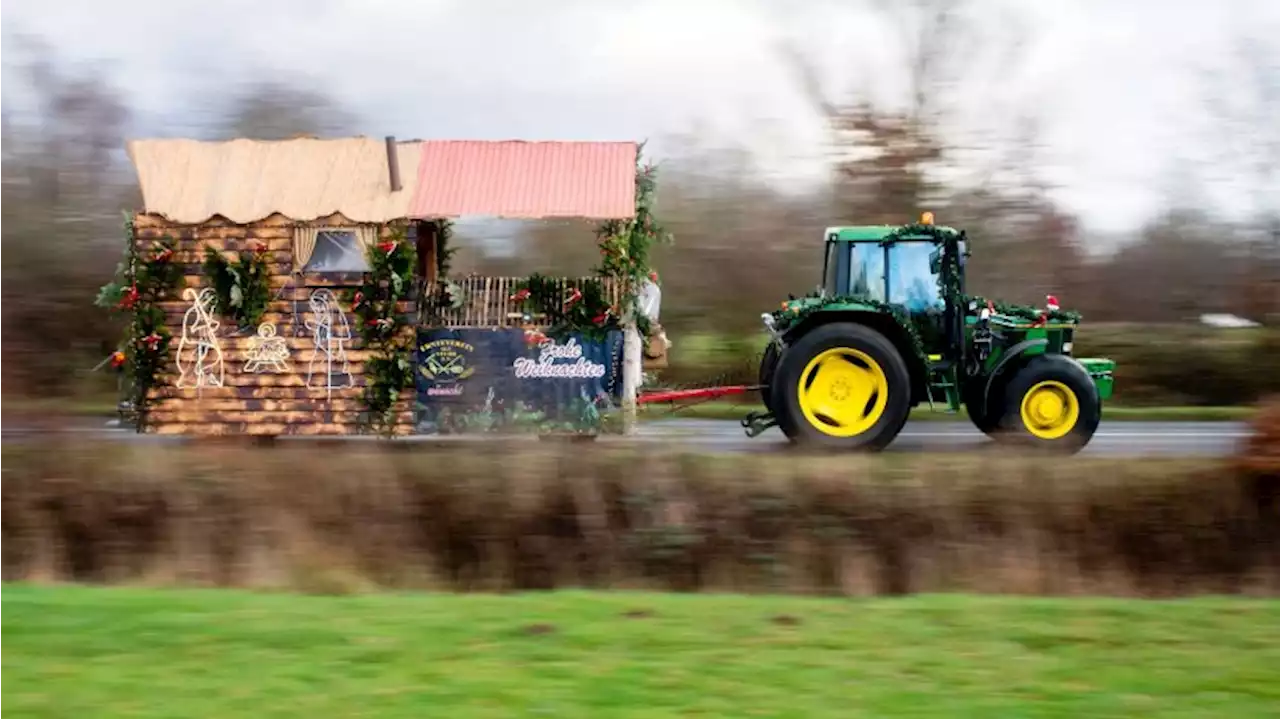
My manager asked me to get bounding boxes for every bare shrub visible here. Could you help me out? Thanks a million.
[2,442,1276,597]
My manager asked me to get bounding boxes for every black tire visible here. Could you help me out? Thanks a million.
[961,377,1002,435]
[996,354,1101,453]
[770,322,912,451]
[759,341,781,411]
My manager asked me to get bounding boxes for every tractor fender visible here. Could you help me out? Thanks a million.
[981,338,1048,416]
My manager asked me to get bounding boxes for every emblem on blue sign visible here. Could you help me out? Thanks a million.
[418,337,476,397]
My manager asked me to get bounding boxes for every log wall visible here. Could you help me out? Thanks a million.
[135,212,414,437]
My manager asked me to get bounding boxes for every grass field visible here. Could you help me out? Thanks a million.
[5,585,1278,718]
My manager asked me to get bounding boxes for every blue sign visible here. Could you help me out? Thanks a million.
[414,328,623,434]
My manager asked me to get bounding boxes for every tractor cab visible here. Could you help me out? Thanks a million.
[819,219,966,314]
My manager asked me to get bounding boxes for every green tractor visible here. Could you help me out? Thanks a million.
[747,214,1115,453]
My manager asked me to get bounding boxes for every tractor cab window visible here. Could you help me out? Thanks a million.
[848,242,886,301]
[886,241,943,312]
[822,241,840,294]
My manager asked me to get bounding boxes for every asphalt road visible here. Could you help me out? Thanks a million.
[4,417,1251,456]
[631,419,1251,456]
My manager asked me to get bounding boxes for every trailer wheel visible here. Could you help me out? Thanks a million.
[997,354,1101,453]
[771,322,912,450]
[759,341,781,411]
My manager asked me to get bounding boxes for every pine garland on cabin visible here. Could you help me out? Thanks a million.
[95,212,186,430]
[346,228,418,436]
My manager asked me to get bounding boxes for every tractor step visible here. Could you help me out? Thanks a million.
[925,358,960,412]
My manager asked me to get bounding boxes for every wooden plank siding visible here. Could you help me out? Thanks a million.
[135,212,415,437]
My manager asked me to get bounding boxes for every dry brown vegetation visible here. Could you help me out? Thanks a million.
[4,438,1277,597]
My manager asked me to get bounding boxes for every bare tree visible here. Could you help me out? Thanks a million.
[212,78,361,140]
[1199,14,1280,323]
[2,35,137,396]
[776,0,1037,223]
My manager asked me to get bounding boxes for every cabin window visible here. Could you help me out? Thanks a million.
[304,230,372,273]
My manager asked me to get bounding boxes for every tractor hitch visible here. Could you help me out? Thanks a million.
[742,410,777,438]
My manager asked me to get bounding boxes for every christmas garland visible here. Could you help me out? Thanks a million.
[201,244,272,330]
[95,213,185,430]
[770,293,928,366]
[967,296,1082,324]
[347,229,418,436]
[509,272,617,343]
[592,143,673,338]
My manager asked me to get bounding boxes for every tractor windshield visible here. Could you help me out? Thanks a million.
[887,241,943,312]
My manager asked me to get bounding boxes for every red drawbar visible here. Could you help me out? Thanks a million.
[637,386,754,405]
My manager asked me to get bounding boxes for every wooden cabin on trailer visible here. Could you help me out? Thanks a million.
[124,135,658,437]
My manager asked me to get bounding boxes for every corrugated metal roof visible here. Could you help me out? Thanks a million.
[126,137,421,224]
[409,140,636,220]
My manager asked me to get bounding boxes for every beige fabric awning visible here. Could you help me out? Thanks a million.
[126,137,421,224]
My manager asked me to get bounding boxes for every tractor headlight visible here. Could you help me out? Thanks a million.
[761,313,776,332]
[1063,341,1073,354]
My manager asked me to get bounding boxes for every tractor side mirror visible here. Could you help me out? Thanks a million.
[928,248,942,273]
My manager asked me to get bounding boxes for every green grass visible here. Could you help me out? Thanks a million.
[642,401,1258,423]
[4,585,1278,718]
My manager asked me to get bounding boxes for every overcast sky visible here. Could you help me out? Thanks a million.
[3,0,1276,234]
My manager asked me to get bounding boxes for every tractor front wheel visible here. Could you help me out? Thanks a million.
[997,355,1101,453]
[771,322,912,451]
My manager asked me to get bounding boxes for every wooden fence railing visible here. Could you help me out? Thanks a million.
[417,275,626,328]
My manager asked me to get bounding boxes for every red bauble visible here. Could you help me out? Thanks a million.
[117,285,140,310]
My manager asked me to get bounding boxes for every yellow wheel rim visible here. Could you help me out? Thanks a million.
[1019,380,1080,440]
[796,347,889,437]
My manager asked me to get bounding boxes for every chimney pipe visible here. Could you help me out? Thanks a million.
[385,136,402,192]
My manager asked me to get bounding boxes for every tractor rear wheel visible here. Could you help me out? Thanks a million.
[759,341,781,411]
[996,354,1101,453]
[962,378,1002,435]
[770,322,912,451]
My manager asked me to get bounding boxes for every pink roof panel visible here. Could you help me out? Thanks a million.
[409,140,636,220]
